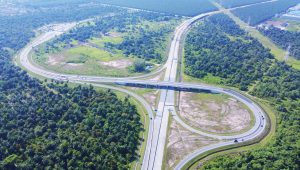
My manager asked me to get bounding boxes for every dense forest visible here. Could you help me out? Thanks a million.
[185,14,273,90]
[0,1,143,169]
[232,0,300,25]
[185,14,300,169]
[101,0,217,16]
[110,20,174,63]
[214,0,269,8]
[259,26,300,60]
[0,1,120,51]
[46,12,176,63]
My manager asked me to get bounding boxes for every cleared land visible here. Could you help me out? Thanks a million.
[179,92,253,134]
[33,33,137,77]
[125,72,165,109]
[101,0,217,16]
[33,16,179,76]
[165,119,219,169]
[283,19,300,31]
[126,87,159,109]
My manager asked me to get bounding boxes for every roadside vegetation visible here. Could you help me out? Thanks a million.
[0,75,142,169]
[184,14,300,169]
[232,0,300,25]
[0,1,146,169]
[258,26,300,60]
[34,11,179,77]
[0,0,119,53]
[215,3,300,70]
[185,14,273,91]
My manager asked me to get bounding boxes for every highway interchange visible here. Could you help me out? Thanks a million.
[18,6,269,170]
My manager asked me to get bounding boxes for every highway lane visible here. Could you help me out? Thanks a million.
[81,82,154,170]
[17,7,269,170]
[18,11,221,170]
[149,10,223,170]
[63,80,155,170]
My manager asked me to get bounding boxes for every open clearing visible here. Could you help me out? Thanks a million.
[179,92,253,134]
[165,119,219,169]
[33,45,138,77]
[126,87,159,110]
[33,30,161,77]
[99,59,133,69]
[32,15,173,76]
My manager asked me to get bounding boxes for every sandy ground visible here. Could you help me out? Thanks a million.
[107,31,122,37]
[142,90,159,109]
[179,92,251,134]
[66,63,83,67]
[47,52,132,70]
[136,72,165,109]
[148,71,165,81]
[47,54,83,68]
[127,87,159,109]
[47,54,64,66]
[99,59,132,69]
[166,119,219,169]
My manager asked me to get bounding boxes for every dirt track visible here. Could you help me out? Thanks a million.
[166,119,219,169]
[179,92,251,134]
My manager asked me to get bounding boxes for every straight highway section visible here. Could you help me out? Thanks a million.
[18,11,222,170]
[145,10,222,170]
[18,8,268,170]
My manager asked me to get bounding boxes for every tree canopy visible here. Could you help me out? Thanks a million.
[185,14,300,169]
[0,1,143,169]
[259,26,300,60]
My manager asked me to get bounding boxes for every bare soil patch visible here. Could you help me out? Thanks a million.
[127,87,159,109]
[99,59,132,69]
[142,90,159,108]
[148,71,165,81]
[65,63,84,67]
[179,92,252,134]
[107,31,122,37]
[166,120,218,169]
[47,54,64,66]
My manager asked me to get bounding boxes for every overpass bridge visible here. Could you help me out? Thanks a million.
[114,81,219,94]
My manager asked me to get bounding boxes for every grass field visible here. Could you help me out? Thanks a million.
[33,15,179,76]
[67,46,122,62]
[89,34,124,48]
[33,28,159,77]
[101,0,217,16]
[270,18,300,32]
[183,73,222,85]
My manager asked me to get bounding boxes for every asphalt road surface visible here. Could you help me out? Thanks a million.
[18,6,269,170]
